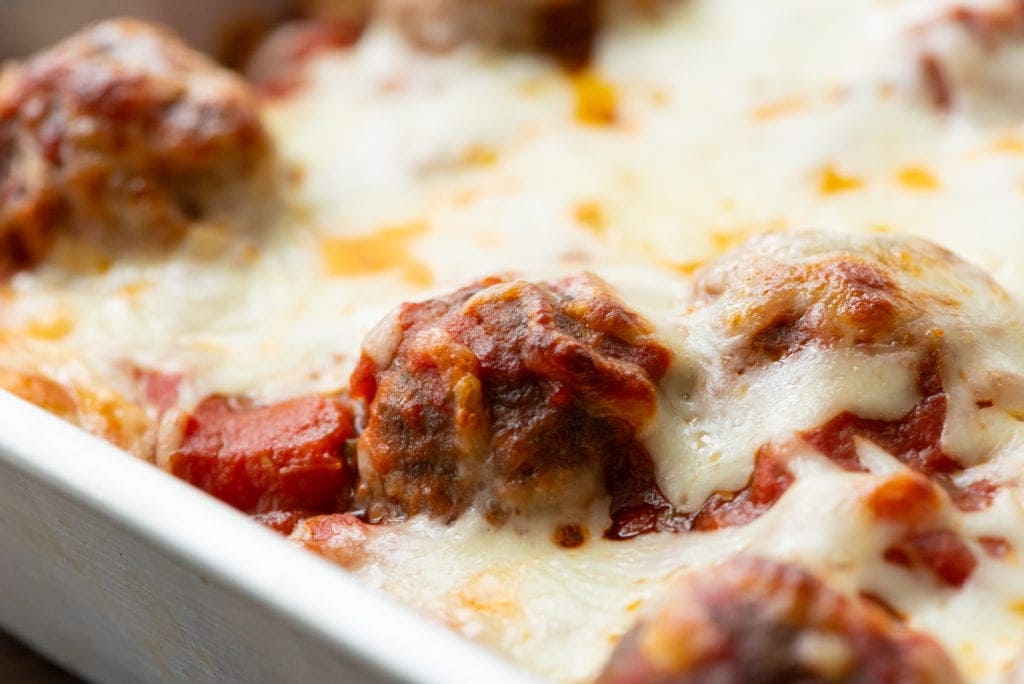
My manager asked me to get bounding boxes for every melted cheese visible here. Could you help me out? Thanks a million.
[4,1,1024,682]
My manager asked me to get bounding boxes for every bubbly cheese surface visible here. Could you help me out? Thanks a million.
[5,1,1024,682]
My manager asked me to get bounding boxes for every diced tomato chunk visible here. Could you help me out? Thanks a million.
[167,394,355,514]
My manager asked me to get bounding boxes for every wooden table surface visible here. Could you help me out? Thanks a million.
[0,628,81,683]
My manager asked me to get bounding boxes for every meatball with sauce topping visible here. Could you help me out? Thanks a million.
[0,19,273,271]
[598,556,963,684]
[692,233,935,371]
[350,273,671,525]
[648,232,1024,528]
[690,232,1024,453]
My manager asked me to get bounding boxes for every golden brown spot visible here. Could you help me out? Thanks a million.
[320,220,434,287]
[819,166,864,195]
[992,136,1024,154]
[709,229,751,254]
[119,281,152,298]
[573,71,618,126]
[752,97,806,121]
[665,259,704,275]
[461,145,499,167]
[183,223,234,259]
[25,312,73,340]
[895,166,941,191]
[75,386,151,452]
[286,164,307,186]
[0,370,78,420]
[401,260,435,288]
[454,570,522,618]
[573,201,606,235]
[638,596,722,674]
[48,242,113,274]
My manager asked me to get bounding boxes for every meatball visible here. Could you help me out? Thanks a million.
[376,0,599,66]
[350,273,671,524]
[691,232,1020,508]
[693,233,928,371]
[291,0,671,68]
[598,556,963,684]
[157,394,356,514]
[0,19,272,271]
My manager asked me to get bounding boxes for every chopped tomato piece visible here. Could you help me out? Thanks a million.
[167,394,355,514]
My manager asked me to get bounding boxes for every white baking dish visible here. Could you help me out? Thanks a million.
[0,390,537,683]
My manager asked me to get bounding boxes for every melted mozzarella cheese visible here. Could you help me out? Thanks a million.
[4,1,1024,682]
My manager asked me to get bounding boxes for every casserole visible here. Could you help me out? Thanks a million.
[4,1,1024,682]
[0,390,534,683]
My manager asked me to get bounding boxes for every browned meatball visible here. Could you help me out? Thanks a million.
[0,19,273,271]
[350,273,671,525]
[294,0,671,68]
[694,235,923,371]
[376,0,598,66]
[691,232,1019,514]
[598,557,963,684]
